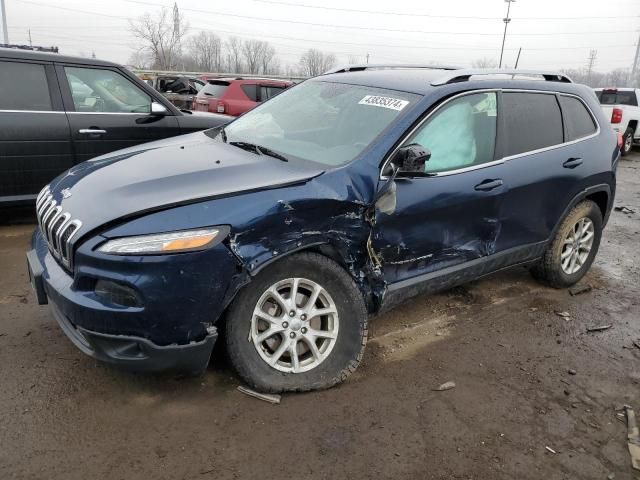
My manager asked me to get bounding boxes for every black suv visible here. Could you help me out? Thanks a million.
[0,48,229,203]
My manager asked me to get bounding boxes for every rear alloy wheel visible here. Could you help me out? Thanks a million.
[225,252,367,392]
[560,218,595,275]
[621,127,634,156]
[530,200,602,288]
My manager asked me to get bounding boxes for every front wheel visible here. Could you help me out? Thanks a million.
[530,200,603,288]
[225,252,368,392]
[621,127,634,156]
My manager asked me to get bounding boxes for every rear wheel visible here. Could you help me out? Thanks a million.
[530,200,603,288]
[621,127,634,156]
[225,252,368,392]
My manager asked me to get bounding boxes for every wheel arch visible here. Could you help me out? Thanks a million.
[549,184,611,242]
[245,241,377,313]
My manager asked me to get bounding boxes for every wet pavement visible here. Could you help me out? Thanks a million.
[1,152,639,480]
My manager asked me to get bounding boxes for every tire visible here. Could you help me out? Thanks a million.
[621,127,634,156]
[225,252,368,393]
[530,200,603,288]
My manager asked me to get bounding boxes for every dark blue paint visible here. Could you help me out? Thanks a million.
[31,70,618,364]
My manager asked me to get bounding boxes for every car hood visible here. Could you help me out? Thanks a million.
[49,131,325,235]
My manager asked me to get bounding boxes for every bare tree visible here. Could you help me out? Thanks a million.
[129,5,189,70]
[188,32,222,71]
[347,54,360,65]
[299,49,336,77]
[242,39,267,74]
[260,44,277,74]
[472,57,498,69]
[127,50,152,69]
[226,36,244,73]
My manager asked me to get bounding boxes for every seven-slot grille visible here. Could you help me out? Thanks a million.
[35,187,82,270]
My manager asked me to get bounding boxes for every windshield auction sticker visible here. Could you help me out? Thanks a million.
[359,95,409,111]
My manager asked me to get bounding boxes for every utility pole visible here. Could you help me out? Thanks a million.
[499,0,515,69]
[586,49,597,85]
[1,0,9,45]
[366,53,369,64]
[514,47,522,68]
[28,29,32,47]
[631,32,640,87]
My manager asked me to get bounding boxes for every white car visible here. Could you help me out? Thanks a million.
[594,87,640,156]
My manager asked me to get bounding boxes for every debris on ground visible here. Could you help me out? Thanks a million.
[568,369,577,375]
[614,206,635,214]
[545,446,557,454]
[569,284,592,296]
[586,325,612,333]
[624,405,640,470]
[237,386,281,404]
[434,381,456,391]
[633,340,640,350]
[555,311,571,320]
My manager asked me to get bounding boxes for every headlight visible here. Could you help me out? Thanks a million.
[97,228,222,255]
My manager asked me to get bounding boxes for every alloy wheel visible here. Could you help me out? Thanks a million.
[560,217,595,275]
[250,278,339,373]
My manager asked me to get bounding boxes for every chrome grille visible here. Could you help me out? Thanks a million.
[35,186,82,270]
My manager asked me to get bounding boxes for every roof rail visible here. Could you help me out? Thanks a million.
[431,69,573,86]
[323,63,460,75]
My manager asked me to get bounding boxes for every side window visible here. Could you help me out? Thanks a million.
[502,92,563,157]
[404,92,497,174]
[241,84,258,102]
[559,96,597,141]
[64,67,151,113]
[0,61,52,111]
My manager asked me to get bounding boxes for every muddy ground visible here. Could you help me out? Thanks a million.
[1,153,639,480]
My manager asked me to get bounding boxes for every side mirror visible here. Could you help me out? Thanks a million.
[391,143,431,176]
[150,102,168,116]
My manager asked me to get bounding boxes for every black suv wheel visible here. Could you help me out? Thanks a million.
[225,252,368,392]
[530,200,603,288]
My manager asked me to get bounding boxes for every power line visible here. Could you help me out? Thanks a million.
[119,0,640,37]
[16,0,640,38]
[14,24,637,54]
[243,0,639,21]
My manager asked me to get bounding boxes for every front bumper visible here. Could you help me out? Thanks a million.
[27,227,240,374]
[50,301,217,374]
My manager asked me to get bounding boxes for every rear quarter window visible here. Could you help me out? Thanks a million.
[559,95,597,141]
[502,92,563,157]
[240,84,258,102]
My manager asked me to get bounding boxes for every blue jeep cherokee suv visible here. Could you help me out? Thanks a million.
[26,66,618,392]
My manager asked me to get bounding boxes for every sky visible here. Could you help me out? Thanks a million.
[2,0,639,72]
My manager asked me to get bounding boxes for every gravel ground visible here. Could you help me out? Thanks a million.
[1,152,639,480]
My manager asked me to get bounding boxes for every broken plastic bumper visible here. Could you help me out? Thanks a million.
[50,301,217,374]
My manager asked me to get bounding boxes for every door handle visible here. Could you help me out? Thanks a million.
[78,128,107,135]
[563,157,583,169]
[474,179,504,191]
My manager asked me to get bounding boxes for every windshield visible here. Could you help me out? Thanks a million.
[210,81,420,166]
[597,90,638,106]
